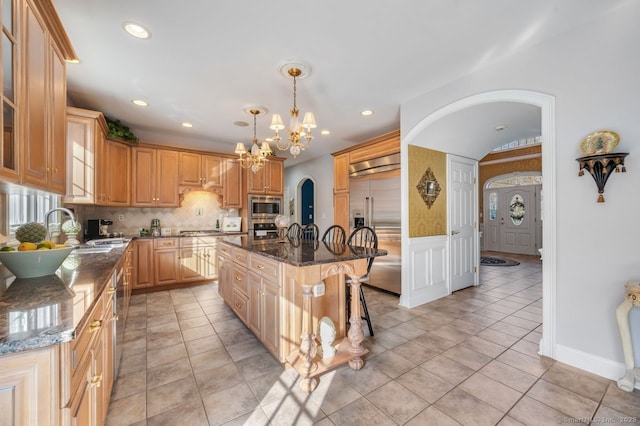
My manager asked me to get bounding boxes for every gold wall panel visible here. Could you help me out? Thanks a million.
[408,145,447,237]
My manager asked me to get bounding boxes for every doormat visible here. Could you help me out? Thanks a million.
[480,256,520,266]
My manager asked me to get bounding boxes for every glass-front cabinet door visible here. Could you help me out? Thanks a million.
[0,0,19,181]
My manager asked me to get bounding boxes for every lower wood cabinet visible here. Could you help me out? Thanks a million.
[132,240,154,289]
[0,346,60,425]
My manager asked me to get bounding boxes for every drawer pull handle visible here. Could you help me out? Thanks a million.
[235,303,241,309]
[90,373,103,388]
[257,264,265,270]
[235,275,242,281]
[89,320,102,333]
[107,287,116,295]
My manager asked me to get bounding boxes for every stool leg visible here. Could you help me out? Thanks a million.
[360,286,374,336]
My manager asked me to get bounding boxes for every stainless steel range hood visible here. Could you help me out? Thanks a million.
[349,153,400,177]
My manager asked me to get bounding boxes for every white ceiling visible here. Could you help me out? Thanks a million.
[52,0,619,167]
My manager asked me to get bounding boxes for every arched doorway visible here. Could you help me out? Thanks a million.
[401,89,556,358]
[297,177,315,226]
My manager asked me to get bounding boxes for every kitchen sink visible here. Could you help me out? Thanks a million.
[74,246,113,254]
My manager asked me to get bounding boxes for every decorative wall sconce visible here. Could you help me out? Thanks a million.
[577,152,628,202]
[416,167,441,209]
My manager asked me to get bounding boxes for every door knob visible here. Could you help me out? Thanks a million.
[451,230,460,235]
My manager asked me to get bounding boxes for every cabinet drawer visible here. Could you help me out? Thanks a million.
[232,247,249,265]
[154,238,178,249]
[217,244,232,257]
[233,265,248,295]
[180,236,218,248]
[231,288,248,323]
[70,294,105,395]
[249,255,280,280]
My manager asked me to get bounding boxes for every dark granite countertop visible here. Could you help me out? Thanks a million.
[220,236,387,267]
[0,244,129,355]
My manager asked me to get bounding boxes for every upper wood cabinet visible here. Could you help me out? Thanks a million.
[333,153,349,194]
[131,147,179,207]
[179,152,223,188]
[247,158,284,195]
[21,0,67,194]
[0,0,20,182]
[63,107,108,204]
[97,139,131,206]
[222,158,243,209]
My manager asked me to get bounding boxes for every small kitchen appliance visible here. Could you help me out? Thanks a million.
[150,219,161,237]
[86,219,113,239]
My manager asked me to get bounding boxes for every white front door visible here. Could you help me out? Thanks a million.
[448,155,478,292]
[501,187,536,255]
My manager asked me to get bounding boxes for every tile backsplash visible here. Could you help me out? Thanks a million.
[69,190,240,240]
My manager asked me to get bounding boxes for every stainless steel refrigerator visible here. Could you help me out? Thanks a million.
[349,157,401,295]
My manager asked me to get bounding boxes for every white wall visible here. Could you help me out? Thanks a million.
[283,155,334,235]
[401,1,640,378]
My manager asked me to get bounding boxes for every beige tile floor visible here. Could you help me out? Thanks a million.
[106,253,640,425]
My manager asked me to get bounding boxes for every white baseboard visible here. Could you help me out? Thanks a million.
[555,344,640,390]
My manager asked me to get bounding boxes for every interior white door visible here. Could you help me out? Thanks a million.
[485,189,500,251]
[449,155,478,292]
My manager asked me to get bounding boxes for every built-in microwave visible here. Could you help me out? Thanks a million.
[248,195,282,219]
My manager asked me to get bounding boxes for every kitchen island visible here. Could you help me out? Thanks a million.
[217,236,386,392]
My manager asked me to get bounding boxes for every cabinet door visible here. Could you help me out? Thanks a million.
[247,272,261,335]
[154,249,180,285]
[217,254,231,301]
[262,279,280,356]
[0,0,19,182]
[178,152,202,186]
[247,165,266,194]
[70,373,92,426]
[202,155,223,188]
[49,42,67,194]
[92,320,106,426]
[155,150,179,207]
[202,246,217,280]
[131,147,155,206]
[0,346,59,426]
[22,3,48,189]
[333,191,350,232]
[266,160,284,195]
[179,248,202,282]
[105,140,131,206]
[333,153,350,193]
[133,240,154,289]
[222,158,243,208]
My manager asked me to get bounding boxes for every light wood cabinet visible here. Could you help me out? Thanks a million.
[21,0,67,194]
[62,278,114,426]
[246,159,284,195]
[0,0,20,182]
[0,346,59,426]
[63,107,108,204]
[154,238,180,286]
[132,239,154,289]
[179,152,223,188]
[96,139,130,206]
[222,158,243,208]
[131,147,179,207]
[179,237,217,283]
[333,153,350,194]
[333,192,350,234]
[217,246,233,303]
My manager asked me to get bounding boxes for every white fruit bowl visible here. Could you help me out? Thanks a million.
[0,247,74,278]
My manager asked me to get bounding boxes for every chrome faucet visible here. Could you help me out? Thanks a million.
[44,207,77,241]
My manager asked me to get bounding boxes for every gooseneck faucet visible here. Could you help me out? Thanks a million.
[44,207,77,241]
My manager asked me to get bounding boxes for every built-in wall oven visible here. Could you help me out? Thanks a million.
[248,195,282,239]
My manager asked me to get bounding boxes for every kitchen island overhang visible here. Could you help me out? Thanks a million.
[217,236,386,392]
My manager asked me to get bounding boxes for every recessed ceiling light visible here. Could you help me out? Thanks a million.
[122,21,151,39]
[495,125,507,131]
[66,58,80,64]
[181,122,193,128]
[234,121,249,127]
[131,99,148,107]
[321,130,330,135]
[361,110,374,116]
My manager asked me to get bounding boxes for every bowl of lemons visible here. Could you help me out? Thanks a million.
[0,222,74,278]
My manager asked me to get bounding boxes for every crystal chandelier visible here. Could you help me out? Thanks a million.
[270,63,317,158]
[235,108,272,173]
